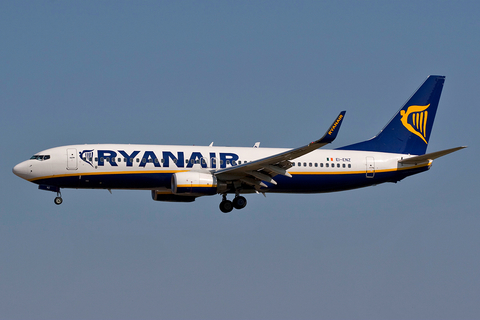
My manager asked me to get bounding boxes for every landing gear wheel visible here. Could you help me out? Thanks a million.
[233,196,247,210]
[54,197,63,205]
[219,200,233,213]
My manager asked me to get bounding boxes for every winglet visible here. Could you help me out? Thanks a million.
[315,111,346,145]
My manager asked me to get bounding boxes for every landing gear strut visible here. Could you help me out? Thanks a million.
[219,194,247,213]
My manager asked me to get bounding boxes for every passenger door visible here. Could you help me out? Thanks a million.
[366,156,375,178]
[67,148,78,170]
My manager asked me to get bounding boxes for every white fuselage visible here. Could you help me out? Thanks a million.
[13,144,430,194]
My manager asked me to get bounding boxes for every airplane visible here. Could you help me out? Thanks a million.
[13,75,466,213]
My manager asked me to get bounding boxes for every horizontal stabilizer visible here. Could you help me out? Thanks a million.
[399,146,466,164]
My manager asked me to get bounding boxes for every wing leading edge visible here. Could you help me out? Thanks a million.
[214,111,346,188]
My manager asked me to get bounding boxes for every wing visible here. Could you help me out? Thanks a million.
[214,111,346,188]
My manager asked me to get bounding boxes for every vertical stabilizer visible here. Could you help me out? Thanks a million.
[337,75,445,155]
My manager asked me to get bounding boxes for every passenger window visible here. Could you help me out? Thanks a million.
[292,163,295,166]
[315,163,318,167]
[226,160,230,165]
[348,164,351,168]
[154,159,158,163]
[303,163,306,167]
[309,163,312,167]
[326,163,329,168]
[337,163,340,168]
[343,163,345,168]
[298,162,301,166]
[320,163,323,167]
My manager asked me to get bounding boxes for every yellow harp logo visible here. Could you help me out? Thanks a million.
[400,104,430,144]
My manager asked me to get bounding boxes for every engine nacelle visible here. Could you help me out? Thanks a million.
[172,171,225,196]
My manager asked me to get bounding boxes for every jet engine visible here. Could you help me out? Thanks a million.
[171,171,227,196]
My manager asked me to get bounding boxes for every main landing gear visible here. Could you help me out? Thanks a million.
[219,194,247,213]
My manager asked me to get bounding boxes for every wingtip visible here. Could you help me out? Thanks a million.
[318,111,346,144]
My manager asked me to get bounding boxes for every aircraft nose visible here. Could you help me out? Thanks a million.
[12,161,31,180]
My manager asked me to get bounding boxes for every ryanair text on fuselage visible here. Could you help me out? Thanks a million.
[82,149,240,169]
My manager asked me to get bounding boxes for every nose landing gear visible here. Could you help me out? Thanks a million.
[219,194,247,213]
[54,196,63,205]
[38,185,63,205]
[54,190,63,205]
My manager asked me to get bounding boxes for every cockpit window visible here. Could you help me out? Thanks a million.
[30,155,50,161]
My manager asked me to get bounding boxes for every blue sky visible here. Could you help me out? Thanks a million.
[1,1,479,319]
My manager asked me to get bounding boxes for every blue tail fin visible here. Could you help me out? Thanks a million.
[337,75,445,155]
